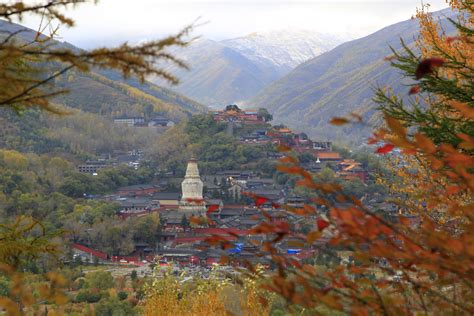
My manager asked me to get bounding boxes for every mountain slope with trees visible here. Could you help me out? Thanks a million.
[0,19,206,156]
[251,8,456,143]
[0,19,206,120]
[152,31,346,106]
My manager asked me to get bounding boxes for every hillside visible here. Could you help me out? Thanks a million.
[152,31,346,106]
[152,38,282,107]
[0,19,206,120]
[250,8,456,143]
[0,20,207,156]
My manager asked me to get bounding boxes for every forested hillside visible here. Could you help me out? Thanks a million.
[0,20,206,156]
[251,8,456,143]
[0,19,205,119]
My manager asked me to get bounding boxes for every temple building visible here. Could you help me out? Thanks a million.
[179,158,206,216]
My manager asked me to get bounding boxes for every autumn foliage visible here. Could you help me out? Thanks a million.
[240,1,473,314]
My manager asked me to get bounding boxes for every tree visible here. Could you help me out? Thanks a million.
[130,270,138,281]
[85,271,114,291]
[257,108,273,122]
[95,298,137,316]
[240,3,474,314]
[0,1,193,114]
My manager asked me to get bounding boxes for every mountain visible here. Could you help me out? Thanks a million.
[250,8,456,143]
[151,31,347,106]
[152,38,283,107]
[223,30,347,72]
[0,19,206,121]
[0,20,207,156]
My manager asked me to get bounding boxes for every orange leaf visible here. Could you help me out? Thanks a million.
[302,264,317,276]
[330,117,349,126]
[189,216,200,225]
[450,101,474,119]
[446,239,463,254]
[385,115,406,137]
[414,133,436,154]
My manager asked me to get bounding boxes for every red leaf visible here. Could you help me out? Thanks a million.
[408,85,421,95]
[415,58,445,79]
[255,196,268,207]
[375,144,394,154]
[317,219,329,231]
[207,205,220,213]
[446,36,462,44]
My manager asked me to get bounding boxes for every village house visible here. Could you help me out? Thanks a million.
[210,105,264,124]
[117,184,161,197]
[313,141,333,151]
[151,192,180,209]
[315,151,342,163]
[113,116,145,126]
[148,116,175,127]
[78,160,108,174]
[116,197,159,214]
[337,159,368,183]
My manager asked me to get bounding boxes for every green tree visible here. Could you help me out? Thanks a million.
[95,298,136,316]
[130,270,138,281]
[85,271,114,291]
[257,108,273,122]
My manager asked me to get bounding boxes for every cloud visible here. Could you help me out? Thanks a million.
[19,0,449,49]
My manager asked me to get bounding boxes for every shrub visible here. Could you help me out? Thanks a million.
[117,291,128,301]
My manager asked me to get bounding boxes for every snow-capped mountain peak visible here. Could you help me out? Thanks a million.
[221,29,349,70]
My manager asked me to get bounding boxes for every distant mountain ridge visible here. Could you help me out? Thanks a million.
[223,30,348,71]
[151,30,348,106]
[250,8,457,143]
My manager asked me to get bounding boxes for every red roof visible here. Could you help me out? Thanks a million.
[72,244,108,260]
[112,255,140,263]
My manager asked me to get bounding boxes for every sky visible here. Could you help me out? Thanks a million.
[20,0,450,49]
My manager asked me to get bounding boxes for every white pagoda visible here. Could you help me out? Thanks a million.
[179,158,206,215]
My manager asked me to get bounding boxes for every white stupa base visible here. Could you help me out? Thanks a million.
[178,204,206,216]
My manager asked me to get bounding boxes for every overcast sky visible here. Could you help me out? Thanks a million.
[20,0,450,49]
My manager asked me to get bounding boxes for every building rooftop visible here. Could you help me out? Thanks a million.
[152,192,180,200]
